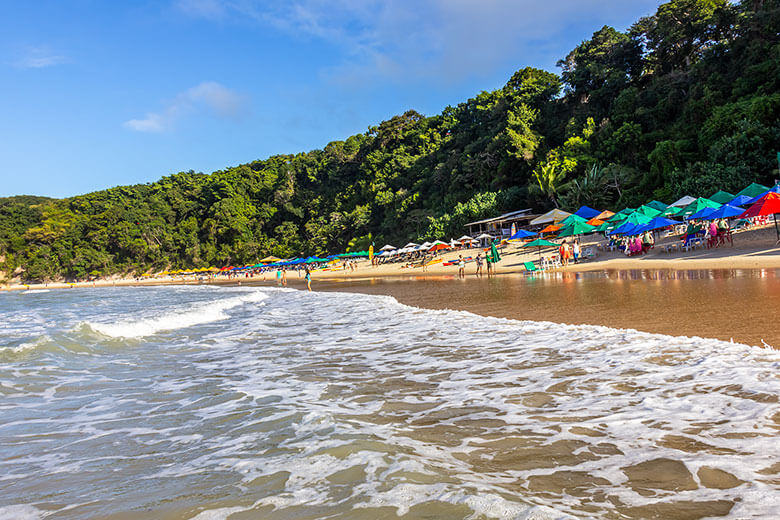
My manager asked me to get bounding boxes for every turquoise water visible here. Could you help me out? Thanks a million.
[1,285,779,519]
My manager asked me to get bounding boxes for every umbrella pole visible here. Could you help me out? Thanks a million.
[775,213,780,244]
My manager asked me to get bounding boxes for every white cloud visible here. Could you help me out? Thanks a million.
[124,81,247,133]
[15,46,68,69]
[175,0,662,85]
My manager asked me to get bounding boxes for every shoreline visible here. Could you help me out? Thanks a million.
[4,225,780,348]
[6,224,780,291]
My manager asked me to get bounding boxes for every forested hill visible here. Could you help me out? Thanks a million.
[2,0,778,282]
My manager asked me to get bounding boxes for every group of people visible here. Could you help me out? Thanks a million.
[456,252,496,278]
[557,239,582,265]
[619,231,655,256]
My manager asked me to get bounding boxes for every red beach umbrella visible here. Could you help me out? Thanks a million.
[738,192,780,242]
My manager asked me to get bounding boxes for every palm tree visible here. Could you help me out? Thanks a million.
[533,161,567,208]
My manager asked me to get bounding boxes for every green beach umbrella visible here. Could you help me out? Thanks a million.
[677,197,721,220]
[709,190,735,205]
[607,208,634,222]
[558,220,596,237]
[635,205,663,218]
[521,238,559,258]
[646,200,668,211]
[734,182,769,199]
[559,213,587,226]
[621,212,653,225]
[662,205,685,217]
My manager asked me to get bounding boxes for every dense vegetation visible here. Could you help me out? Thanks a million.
[1,0,778,282]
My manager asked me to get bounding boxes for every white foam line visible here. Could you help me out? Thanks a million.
[85,290,269,338]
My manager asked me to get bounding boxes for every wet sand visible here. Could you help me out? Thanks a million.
[311,268,780,348]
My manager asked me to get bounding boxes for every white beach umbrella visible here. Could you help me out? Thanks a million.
[403,242,419,248]
[457,235,472,241]
[476,233,494,240]
[379,244,397,251]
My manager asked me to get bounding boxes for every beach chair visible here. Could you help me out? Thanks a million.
[523,261,539,273]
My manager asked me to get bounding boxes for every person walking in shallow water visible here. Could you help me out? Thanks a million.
[304,265,312,291]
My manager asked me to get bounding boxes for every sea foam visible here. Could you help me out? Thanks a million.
[84,290,269,338]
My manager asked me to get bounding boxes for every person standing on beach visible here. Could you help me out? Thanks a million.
[573,239,580,263]
[458,255,466,278]
[475,253,483,276]
[304,265,312,291]
[276,268,282,286]
[559,241,568,267]
[282,268,287,287]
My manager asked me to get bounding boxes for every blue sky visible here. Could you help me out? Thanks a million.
[0,0,663,198]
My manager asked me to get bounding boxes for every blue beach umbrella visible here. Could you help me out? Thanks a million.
[688,206,717,220]
[509,229,537,240]
[613,221,640,235]
[572,205,601,219]
[744,184,780,205]
[728,194,755,207]
[641,216,682,231]
[704,204,746,220]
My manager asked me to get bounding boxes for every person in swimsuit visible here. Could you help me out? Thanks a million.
[457,255,466,278]
[304,265,312,291]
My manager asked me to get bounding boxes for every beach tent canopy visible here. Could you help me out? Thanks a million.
[530,208,571,226]
[586,217,605,226]
[259,256,282,263]
[379,244,397,251]
[622,212,653,225]
[635,205,663,218]
[739,192,780,218]
[709,190,735,205]
[572,206,601,219]
[728,194,755,207]
[646,200,668,211]
[559,214,587,227]
[521,238,560,256]
[639,216,682,232]
[509,229,537,240]
[428,242,450,252]
[540,224,562,234]
[688,206,717,220]
[703,204,745,220]
[457,235,473,242]
[558,221,596,237]
[744,184,780,205]
[669,195,697,208]
[734,182,769,199]
[594,209,615,220]
[738,192,780,240]
[475,233,494,239]
[521,238,559,248]
[607,208,635,222]
[679,198,721,220]
[613,221,642,235]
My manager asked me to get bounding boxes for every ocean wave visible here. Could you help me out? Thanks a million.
[83,290,269,338]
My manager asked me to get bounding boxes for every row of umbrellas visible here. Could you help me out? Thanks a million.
[506,182,780,242]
